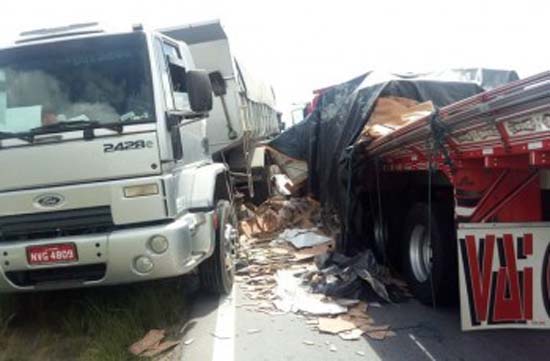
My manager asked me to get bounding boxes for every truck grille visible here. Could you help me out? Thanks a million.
[0,207,114,241]
[5,264,107,287]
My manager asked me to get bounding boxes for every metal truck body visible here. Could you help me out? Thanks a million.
[0,23,236,293]
[162,21,281,201]
[162,20,279,156]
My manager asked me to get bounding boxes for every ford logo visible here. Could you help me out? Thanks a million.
[34,194,65,208]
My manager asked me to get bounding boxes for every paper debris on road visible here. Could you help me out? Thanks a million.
[303,340,315,346]
[318,317,357,334]
[239,197,321,239]
[274,269,348,315]
[293,243,334,261]
[236,196,403,343]
[183,338,195,346]
[329,344,338,352]
[247,328,261,334]
[280,228,333,249]
[338,328,364,340]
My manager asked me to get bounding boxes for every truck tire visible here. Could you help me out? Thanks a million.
[251,167,272,205]
[199,200,238,295]
[402,203,456,305]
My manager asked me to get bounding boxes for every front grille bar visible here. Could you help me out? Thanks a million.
[0,207,113,241]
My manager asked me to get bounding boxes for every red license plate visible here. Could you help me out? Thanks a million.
[27,243,78,265]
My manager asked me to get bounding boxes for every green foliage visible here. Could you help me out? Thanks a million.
[0,279,188,361]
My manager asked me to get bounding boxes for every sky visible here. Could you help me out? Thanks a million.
[1,0,549,123]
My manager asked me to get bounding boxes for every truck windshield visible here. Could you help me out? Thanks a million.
[0,33,155,134]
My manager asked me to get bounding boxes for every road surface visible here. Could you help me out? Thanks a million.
[179,281,550,361]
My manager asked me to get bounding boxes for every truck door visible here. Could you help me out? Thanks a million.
[153,37,209,165]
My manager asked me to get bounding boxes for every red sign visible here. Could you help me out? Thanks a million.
[459,225,550,330]
[27,243,78,265]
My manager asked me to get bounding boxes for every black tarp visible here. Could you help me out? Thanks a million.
[269,69,519,247]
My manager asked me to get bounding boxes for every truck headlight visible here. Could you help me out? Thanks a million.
[124,184,159,198]
[149,235,169,254]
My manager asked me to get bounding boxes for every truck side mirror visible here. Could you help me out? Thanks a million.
[187,70,213,113]
[209,71,227,97]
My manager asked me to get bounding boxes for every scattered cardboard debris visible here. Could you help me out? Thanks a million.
[318,317,357,334]
[274,270,348,315]
[294,243,333,261]
[265,147,308,194]
[360,97,434,139]
[236,196,405,344]
[141,340,180,358]
[338,328,364,340]
[256,209,280,233]
[280,228,332,249]
[365,329,395,341]
[129,329,166,356]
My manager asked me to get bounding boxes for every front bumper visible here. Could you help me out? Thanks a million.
[0,211,215,292]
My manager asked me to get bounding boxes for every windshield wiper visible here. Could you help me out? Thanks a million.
[31,120,100,134]
[0,130,34,143]
[31,120,125,139]
[2,117,149,145]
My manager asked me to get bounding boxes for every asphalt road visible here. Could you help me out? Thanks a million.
[180,282,550,361]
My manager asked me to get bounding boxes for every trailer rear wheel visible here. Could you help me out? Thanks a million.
[199,200,238,295]
[402,203,456,305]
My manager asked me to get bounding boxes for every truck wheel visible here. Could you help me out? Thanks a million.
[199,200,238,295]
[402,203,456,305]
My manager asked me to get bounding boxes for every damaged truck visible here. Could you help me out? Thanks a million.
[0,21,278,294]
[271,69,550,330]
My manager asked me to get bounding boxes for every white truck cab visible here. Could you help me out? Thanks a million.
[0,23,237,293]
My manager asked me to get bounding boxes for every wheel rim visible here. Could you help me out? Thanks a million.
[222,211,238,275]
[409,224,432,282]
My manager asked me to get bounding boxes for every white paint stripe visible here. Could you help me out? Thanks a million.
[409,334,437,361]
[211,285,236,361]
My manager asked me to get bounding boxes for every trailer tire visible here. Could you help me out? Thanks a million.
[199,200,238,295]
[402,203,456,306]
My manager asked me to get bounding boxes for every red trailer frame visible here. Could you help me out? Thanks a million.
[338,72,550,330]
[367,72,550,222]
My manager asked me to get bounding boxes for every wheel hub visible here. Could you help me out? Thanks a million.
[223,222,238,273]
[409,224,432,282]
